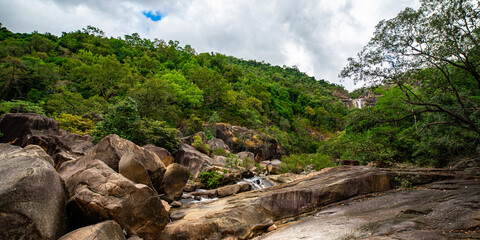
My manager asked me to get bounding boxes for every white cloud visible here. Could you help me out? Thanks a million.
[0,0,420,91]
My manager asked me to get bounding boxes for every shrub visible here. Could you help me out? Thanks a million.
[0,100,45,115]
[199,171,223,189]
[192,134,210,155]
[55,113,95,135]
[280,153,336,174]
[240,157,254,170]
[225,154,240,169]
[212,147,228,157]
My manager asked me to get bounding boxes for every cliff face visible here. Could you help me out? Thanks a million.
[333,90,379,109]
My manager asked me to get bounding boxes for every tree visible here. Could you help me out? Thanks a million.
[341,0,480,135]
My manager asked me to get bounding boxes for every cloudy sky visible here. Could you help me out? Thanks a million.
[0,0,419,91]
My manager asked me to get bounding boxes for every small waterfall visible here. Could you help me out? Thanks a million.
[355,99,363,109]
[239,176,275,190]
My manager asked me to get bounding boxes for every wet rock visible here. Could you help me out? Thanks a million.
[58,220,125,240]
[259,179,480,240]
[0,113,94,168]
[160,166,454,239]
[217,182,251,197]
[159,163,190,202]
[213,123,283,160]
[84,134,165,192]
[59,157,169,240]
[0,144,67,240]
[143,144,174,167]
[171,201,182,208]
[208,138,230,152]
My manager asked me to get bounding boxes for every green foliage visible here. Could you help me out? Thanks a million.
[199,171,223,189]
[134,118,180,154]
[93,97,140,142]
[0,100,45,115]
[225,154,240,169]
[212,147,228,157]
[192,134,210,155]
[55,113,95,135]
[240,157,254,170]
[280,153,336,174]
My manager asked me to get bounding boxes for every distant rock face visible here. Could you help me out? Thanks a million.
[0,113,94,168]
[83,134,166,192]
[143,144,174,167]
[333,90,379,109]
[213,123,283,160]
[0,144,67,240]
[58,221,126,240]
[59,157,169,240]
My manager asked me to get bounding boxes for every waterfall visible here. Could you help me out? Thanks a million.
[355,99,363,109]
[239,176,275,190]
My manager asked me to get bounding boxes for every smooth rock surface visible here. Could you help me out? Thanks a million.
[160,166,454,240]
[258,179,480,240]
[207,138,230,152]
[59,157,169,240]
[0,144,67,240]
[175,143,223,178]
[58,220,125,240]
[159,163,190,202]
[143,144,174,167]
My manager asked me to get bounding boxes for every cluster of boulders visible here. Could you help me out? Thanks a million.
[0,113,284,239]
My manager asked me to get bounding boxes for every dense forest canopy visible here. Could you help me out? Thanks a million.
[0,0,478,168]
[0,23,347,155]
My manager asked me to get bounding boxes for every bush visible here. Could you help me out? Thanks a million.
[280,153,336,174]
[0,100,45,115]
[225,154,240,169]
[192,134,210,155]
[135,118,180,154]
[55,113,95,135]
[93,97,139,142]
[212,147,228,157]
[240,157,254,170]
[199,171,223,189]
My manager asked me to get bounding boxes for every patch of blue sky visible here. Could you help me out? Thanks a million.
[142,10,163,22]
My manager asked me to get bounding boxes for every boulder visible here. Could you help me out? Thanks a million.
[208,138,230,152]
[0,113,94,168]
[238,151,255,161]
[59,157,169,240]
[217,183,251,197]
[143,144,174,167]
[0,144,67,240]
[213,123,283,160]
[180,132,207,146]
[58,220,125,240]
[159,163,190,202]
[174,143,217,178]
[83,134,165,192]
[266,159,281,175]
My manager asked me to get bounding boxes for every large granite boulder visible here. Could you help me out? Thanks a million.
[58,220,125,240]
[175,143,223,178]
[143,144,174,167]
[159,163,190,202]
[213,123,283,160]
[207,138,230,152]
[83,134,165,192]
[59,157,169,240]
[0,144,67,240]
[0,113,94,168]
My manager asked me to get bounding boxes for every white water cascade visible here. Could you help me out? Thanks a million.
[355,99,363,109]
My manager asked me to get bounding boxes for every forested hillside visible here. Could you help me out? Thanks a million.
[0,24,347,154]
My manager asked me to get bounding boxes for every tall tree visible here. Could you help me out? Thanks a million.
[341,0,480,134]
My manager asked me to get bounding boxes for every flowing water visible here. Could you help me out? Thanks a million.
[355,99,363,109]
